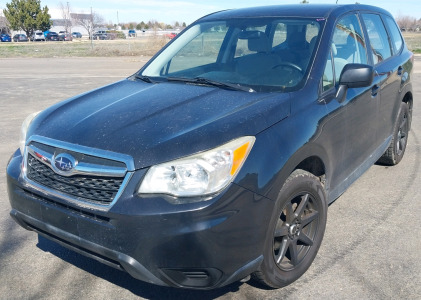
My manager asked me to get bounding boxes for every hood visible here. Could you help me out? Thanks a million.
[30,79,290,169]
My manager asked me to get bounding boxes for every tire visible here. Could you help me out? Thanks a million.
[377,102,409,166]
[252,169,327,288]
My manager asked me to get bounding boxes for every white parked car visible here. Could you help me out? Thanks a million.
[31,31,45,41]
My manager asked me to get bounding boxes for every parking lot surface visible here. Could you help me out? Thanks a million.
[0,56,420,299]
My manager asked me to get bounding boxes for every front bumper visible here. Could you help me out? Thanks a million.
[7,149,272,289]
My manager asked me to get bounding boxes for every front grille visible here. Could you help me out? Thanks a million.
[27,154,124,205]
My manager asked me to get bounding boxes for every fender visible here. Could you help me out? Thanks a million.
[235,109,331,203]
[400,83,413,131]
[264,141,330,202]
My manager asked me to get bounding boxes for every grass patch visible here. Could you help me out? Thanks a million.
[0,36,169,58]
[403,32,421,52]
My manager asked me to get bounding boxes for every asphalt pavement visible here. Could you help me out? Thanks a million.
[0,56,420,300]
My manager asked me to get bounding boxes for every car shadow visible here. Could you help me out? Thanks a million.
[36,235,247,299]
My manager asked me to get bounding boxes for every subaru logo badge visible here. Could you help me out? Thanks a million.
[53,153,77,173]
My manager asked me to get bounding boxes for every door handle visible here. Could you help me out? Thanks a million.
[397,66,403,76]
[371,85,379,97]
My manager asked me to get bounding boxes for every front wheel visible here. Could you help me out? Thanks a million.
[253,169,327,288]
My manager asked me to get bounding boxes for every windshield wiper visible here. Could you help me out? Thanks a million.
[135,74,156,83]
[167,77,255,93]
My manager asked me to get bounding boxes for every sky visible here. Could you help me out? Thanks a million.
[1,0,420,25]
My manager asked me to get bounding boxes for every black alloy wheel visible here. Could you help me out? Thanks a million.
[396,108,408,157]
[273,192,320,271]
[253,169,327,288]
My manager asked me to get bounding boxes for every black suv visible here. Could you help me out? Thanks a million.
[46,32,59,41]
[92,30,108,40]
[7,4,413,290]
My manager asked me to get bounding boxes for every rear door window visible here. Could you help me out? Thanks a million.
[383,15,403,54]
[362,14,393,64]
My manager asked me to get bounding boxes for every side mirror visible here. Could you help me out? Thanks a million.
[339,63,374,88]
[336,63,374,102]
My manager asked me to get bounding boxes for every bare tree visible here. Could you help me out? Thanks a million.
[0,14,10,34]
[59,2,71,33]
[395,15,417,30]
[148,19,160,35]
[71,11,104,38]
[71,12,91,38]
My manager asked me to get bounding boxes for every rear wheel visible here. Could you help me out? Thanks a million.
[378,102,409,165]
[253,169,327,288]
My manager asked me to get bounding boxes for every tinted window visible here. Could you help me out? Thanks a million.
[143,18,322,92]
[362,14,392,64]
[235,25,267,57]
[271,21,320,75]
[331,14,367,83]
[384,15,403,54]
[272,22,319,48]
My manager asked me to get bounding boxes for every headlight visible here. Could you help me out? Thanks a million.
[19,111,40,155]
[138,136,255,198]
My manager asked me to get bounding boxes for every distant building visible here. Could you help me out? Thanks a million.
[50,18,88,36]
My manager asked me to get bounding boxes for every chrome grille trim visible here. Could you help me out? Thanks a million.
[26,135,135,171]
[27,143,128,177]
[21,135,135,209]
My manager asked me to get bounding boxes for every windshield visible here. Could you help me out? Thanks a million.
[141,17,322,92]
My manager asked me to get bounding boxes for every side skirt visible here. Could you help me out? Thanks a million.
[327,136,392,204]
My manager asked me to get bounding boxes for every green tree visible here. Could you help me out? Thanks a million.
[3,0,51,38]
